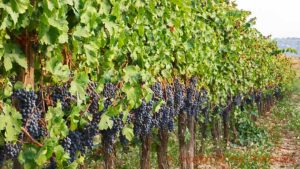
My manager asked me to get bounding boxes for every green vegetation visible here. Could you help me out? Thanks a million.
[221,69,300,169]
[0,0,296,169]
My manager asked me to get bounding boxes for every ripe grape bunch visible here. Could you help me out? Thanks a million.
[61,131,86,162]
[102,115,124,154]
[0,147,4,167]
[26,111,44,139]
[51,85,72,111]
[166,85,175,131]
[13,89,37,123]
[185,77,197,116]
[133,100,154,138]
[174,78,185,115]
[103,83,117,99]
[3,143,21,159]
[155,84,176,131]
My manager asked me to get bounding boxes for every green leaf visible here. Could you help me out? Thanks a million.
[0,103,22,141]
[11,0,30,14]
[45,56,70,82]
[68,105,83,131]
[69,72,89,104]
[122,83,143,109]
[122,127,134,141]
[38,25,57,45]
[98,114,113,130]
[73,26,90,38]
[58,31,68,43]
[153,99,165,113]
[4,56,12,71]
[1,43,27,71]
[14,81,25,90]
[35,149,48,166]
[18,144,39,169]
[11,51,27,69]
[45,103,68,139]
[99,0,111,15]
[38,13,69,44]
[123,66,141,84]
[0,4,19,25]
[54,144,71,167]
[105,105,121,117]
[83,42,99,66]
[4,84,12,97]
[144,86,153,103]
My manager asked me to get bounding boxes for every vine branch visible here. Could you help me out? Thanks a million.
[21,127,43,147]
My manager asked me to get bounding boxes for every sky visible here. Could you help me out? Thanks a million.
[235,0,300,38]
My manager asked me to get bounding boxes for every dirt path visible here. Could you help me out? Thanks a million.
[271,58,300,169]
[270,129,300,169]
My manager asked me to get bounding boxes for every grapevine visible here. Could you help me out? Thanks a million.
[0,0,295,168]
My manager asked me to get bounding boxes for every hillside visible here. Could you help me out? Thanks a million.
[276,38,300,56]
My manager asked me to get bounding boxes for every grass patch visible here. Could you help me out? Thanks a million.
[225,146,271,169]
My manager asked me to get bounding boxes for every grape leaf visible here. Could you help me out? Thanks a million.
[0,103,22,142]
[68,105,83,131]
[98,114,113,130]
[45,103,68,139]
[3,56,12,71]
[122,127,134,141]
[3,43,27,71]
[18,144,39,169]
[45,56,70,82]
[122,83,143,109]
[10,0,30,14]
[69,72,89,104]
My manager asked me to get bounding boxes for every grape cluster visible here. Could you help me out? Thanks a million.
[119,132,127,146]
[51,85,72,111]
[0,146,4,167]
[255,91,263,103]
[103,83,117,99]
[46,156,57,169]
[166,85,175,131]
[192,90,203,118]
[156,105,171,130]
[60,86,110,162]
[274,87,281,99]
[154,84,176,131]
[59,83,109,161]
[198,88,209,122]
[152,82,163,99]
[83,84,102,146]
[26,111,45,139]
[233,93,242,106]
[61,131,85,162]
[245,92,256,105]
[88,84,100,117]
[3,143,21,159]
[14,89,47,139]
[174,79,185,115]
[133,100,154,137]
[222,97,233,119]
[102,116,123,154]
[13,89,37,123]
[185,77,198,116]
